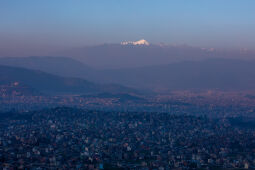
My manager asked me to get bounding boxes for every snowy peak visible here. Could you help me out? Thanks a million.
[121,39,150,46]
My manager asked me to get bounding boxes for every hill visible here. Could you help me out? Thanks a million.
[0,65,137,95]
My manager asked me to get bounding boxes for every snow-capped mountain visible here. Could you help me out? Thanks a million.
[55,40,255,69]
[121,39,150,46]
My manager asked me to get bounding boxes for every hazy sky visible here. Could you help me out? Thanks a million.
[1,0,255,55]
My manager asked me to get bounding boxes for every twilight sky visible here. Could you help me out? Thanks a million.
[0,0,255,56]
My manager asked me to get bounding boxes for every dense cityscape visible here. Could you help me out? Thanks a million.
[0,107,255,169]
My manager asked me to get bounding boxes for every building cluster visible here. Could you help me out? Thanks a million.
[1,93,255,119]
[0,107,255,169]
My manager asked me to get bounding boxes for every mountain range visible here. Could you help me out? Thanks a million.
[1,56,255,92]
[55,42,255,69]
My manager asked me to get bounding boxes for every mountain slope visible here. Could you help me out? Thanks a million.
[0,56,93,78]
[0,83,40,96]
[0,65,137,95]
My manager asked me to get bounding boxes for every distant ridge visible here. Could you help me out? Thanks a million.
[0,56,92,78]
[97,58,255,91]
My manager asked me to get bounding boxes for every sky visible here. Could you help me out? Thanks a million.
[0,0,255,56]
